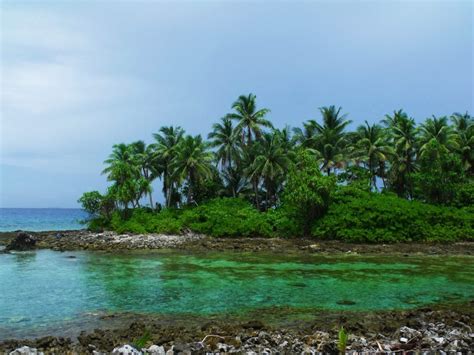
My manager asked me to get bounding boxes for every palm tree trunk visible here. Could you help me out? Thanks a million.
[253,179,260,210]
[149,192,154,210]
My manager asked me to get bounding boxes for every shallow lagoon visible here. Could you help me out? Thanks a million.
[0,249,473,339]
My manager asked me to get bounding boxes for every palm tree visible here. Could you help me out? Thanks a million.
[170,135,213,205]
[292,120,318,148]
[419,116,458,159]
[226,93,272,146]
[221,166,251,198]
[312,106,351,175]
[208,117,242,169]
[247,132,293,208]
[351,121,392,190]
[152,126,184,207]
[451,112,474,174]
[102,143,142,209]
[129,141,159,208]
[384,110,418,197]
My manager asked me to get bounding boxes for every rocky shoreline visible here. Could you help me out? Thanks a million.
[1,306,473,354]
[1,231,473,354]
[1,230,474,255]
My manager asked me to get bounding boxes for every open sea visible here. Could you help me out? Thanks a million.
[0,208,87,232]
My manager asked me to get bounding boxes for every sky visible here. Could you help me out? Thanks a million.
[0,0,472,208]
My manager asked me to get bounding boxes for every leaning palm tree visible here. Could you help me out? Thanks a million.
[208,117,242,169]
[226,93,272,146]
[247,132,293,208]
[152,126,184,207]
[170,135,213,205]
[350,121,392,190]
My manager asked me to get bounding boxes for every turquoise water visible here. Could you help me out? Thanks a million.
[0,208,87,232]
[0,250,473,339]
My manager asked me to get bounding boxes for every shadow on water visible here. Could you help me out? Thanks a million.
[12,251,37,270]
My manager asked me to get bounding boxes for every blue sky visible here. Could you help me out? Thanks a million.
[1,0,472,208]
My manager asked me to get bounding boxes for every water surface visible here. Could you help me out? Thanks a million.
[0,250,472,339]
[0,208,86,232]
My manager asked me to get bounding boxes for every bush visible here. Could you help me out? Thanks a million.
[108,208,183,234]
[312,187,474,243]
[181,198,273,237]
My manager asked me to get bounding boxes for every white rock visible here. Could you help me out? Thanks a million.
[433,336,445,344]
[112,344,142,355]
[399,337,408,343]
[9,347,44,355]
[146,345,165,355]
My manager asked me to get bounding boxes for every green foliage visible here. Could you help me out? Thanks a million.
[284,150,336,235]
[181,198,273,237]
[453,181,474,208]
[338,326,348,354]
[78,191,103,217]
[109,208,183,234]
[82,95,473,244]
[132,330,151,349]
[313,187,474,242]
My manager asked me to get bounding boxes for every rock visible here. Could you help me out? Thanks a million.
[146,345,165,355]
[336,299,356,305]
[242,320,265,330]
[5,233,36,251]
[9,346,43,355]
[112,344,142,355]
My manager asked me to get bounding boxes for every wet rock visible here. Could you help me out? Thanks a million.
[336,299,356,305]
[5,233,36,251]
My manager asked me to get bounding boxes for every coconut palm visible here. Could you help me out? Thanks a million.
[293,121,317,148]
[170,135,214,204]
[152,126,184,207]
[226,93,272,146]
[247,133,293,208]
[419,116,458,159]
[311,106,351,175]
[102,143,144,208]
[351,121,392,190]
[451,112,474,174]
[221,166,251,198]
[208,117,242,169]
[384,111,418,197]
[129,141,159,208]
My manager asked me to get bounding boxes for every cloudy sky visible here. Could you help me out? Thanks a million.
[1,0,472,208]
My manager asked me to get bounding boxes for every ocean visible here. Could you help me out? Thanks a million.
[0,208,87,232]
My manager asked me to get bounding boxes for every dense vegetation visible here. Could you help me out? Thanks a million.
[80,94,473,242]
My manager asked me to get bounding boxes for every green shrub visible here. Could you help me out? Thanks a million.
[106,208,183,234]
[312,187,474,243]
[181,198,273,237]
